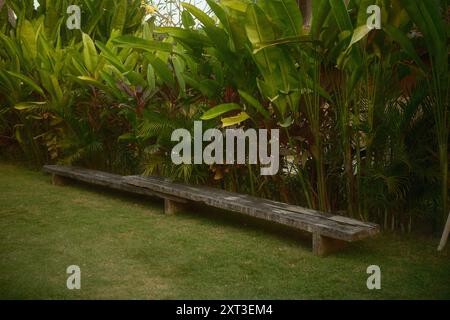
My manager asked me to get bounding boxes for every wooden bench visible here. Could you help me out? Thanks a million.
[43,165,379,255]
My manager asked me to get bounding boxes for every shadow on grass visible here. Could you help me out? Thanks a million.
[42,172,333,254]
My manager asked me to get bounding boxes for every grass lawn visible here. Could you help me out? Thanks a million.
[0,162,449,300]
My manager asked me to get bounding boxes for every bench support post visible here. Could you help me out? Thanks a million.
[312,232,347,256]
[164,198,186,215]
[52,174,67,186]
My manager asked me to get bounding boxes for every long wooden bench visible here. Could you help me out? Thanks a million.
[43,165,379,255]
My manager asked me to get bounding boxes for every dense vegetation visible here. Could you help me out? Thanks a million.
[0,0,448,233]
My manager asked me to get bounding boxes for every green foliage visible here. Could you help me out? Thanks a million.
[0,0,448,232]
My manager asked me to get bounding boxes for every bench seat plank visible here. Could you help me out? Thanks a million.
[42,165,187,203]
[43,165,379,254]
[123,175,378,242]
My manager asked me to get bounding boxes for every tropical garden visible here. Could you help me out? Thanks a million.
[0,0,449,299]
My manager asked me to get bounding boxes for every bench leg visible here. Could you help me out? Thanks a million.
[52,174,67,186]
[312,233,347,256]
[164,199,187,215]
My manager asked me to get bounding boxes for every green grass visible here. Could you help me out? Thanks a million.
[0,163,449,300]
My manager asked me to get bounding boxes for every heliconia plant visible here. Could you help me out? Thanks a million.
[0,0,448,234]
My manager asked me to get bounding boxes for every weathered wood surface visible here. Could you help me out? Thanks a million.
[42,165,187,204]
[52,173,67,186]
[124,175,379,242]
[164,199,188,215]
[43,165,379,254]
[313,233,347,256]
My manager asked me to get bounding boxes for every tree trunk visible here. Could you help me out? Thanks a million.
[298,0,312,26]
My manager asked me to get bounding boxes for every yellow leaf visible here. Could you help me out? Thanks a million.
[221,112,250,128]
